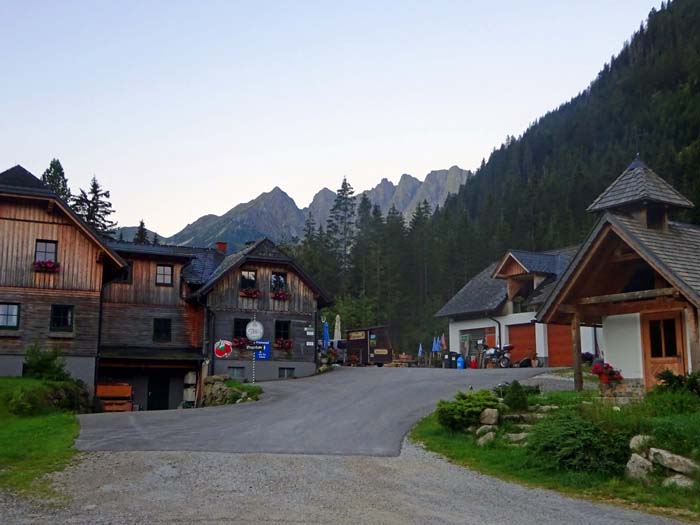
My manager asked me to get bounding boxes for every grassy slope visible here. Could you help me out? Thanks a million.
[411,399,700,521]
[0,377,79,493]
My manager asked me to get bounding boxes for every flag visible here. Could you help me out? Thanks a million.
[441,333,447,350]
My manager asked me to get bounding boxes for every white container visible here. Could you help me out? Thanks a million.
[184,371,197,385]
[183,387,196,402]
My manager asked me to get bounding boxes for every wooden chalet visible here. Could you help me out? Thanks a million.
[0,166,126,390]
[0,165,331,410]
[537,159,700,390]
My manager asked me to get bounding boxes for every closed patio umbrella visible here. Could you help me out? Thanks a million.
[334,314,342,341]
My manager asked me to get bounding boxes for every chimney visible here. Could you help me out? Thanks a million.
[215,241,228,254]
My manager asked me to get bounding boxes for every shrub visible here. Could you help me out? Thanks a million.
[655,370,700,397]
[645,389,700,415]
[526,411,628,475]
[22,344,70,382]
[224,380,263,402]
[436,390,498,432]
[651,412,700,461]
[503,380,528,411]
[5,380,90,416]
[494,382,540,398]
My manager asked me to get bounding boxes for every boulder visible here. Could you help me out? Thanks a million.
[662,474,696,489]
[625,453,653,482]
[480,408,499,425]
[649,448,700,476]
[521,413,547,423]
[204,374,228,384]
[505,433,528,443]
[502,414,523,422]
[477,432,495,447]
[476,425,497,437]
[629,435,652,453]
[537,405,559,413]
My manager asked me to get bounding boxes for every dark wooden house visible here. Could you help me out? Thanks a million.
[0,166,126,390]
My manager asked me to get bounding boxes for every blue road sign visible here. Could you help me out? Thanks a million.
[247,340,271,360]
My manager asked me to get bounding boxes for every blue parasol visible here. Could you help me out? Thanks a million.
[322,321,330,350]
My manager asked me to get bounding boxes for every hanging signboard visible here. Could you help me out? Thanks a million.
[246,340,271,360]
[246,320,264,341]
[214,339,233,358]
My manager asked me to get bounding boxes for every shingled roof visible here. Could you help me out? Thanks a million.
[587,158,694,212]
[500,249,573,276]
[435,263,507,318]
[0,165,49,191]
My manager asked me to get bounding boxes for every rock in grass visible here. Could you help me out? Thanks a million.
[480,408,499,425]
[662,474,696,489]
[625,453,653,482]
[629,435,652,453]
[477,432,495,447]
[649,448,700,476]
[476,425,497,437]
[537,405,559,413]
[505,433,528,443]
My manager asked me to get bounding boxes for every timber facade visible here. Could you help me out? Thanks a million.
[0,165,330,410]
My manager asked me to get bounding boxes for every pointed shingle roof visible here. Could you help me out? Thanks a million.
[0,165,51,192]
[587,158,694,212]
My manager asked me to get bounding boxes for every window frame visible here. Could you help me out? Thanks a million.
[0,303,20,330]
[240,269,257,290]
[233,318,251,339]
[153,318,172,343]
[35,239,58,263]
[271,271,288,292]
[275,320,291,340]
[278,367,295,379]
[155,264,174,287]
[50,304,74,332]
[228,366,246,379]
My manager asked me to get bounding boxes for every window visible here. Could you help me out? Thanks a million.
[648,317,679,358]
[240,270,257,289]
[271,272,287,292]
[228,366,245,379]
[278,367,295,379]
[233,318,251,338]
[153,319,172,342]
[35,240,57,262]
[275,320,291,340]
[50,305,74,332]
[115,261,134,283]
[156,265,173,286]
[0,304,20,329]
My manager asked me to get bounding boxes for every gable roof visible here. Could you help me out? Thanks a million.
[536,212,700,322]
[0,165,126,269]
[587,158,694,212]
[194,238,332,305]
[435,262,507,318]
[494,249,572,277]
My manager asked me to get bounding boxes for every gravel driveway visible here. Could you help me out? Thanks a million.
[1,368,682,524]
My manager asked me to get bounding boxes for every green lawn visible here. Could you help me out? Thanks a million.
[0,377,79,494]
[410,411,700,522]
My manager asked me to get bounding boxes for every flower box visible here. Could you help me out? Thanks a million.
[232,337,251,349]
[274,338,294,351]
[33,260,60,273]
[239,288,261,299]
[271,291,291,301]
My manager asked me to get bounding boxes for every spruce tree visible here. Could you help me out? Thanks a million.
[71,176,117,236]
[326,177,356,287]
[134,220,149,244]
[152,232,160,245]
[41,158,71,202]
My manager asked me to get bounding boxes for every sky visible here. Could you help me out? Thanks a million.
[0,1,659,236]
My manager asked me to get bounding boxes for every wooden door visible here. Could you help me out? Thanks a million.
[641,312,687,389]
[147,375,170,410]
[547,324,573,367]
[507,324,536,363]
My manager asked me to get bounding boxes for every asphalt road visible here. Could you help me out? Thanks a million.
[77,367,544,455]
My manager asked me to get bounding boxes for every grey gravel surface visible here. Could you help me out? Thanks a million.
[1,441,679,524]
[77,367,546,456]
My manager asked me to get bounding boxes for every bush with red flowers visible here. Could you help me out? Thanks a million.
[271,291,291,301]
[591,361,623,383]
[232,337,251,349]
[239,288,261,299]
[33,260,61,273]
[274,338,294,351]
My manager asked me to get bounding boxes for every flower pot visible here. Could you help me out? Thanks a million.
[321,358,329,365]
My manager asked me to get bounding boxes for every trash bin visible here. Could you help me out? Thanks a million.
[457,355,465,369]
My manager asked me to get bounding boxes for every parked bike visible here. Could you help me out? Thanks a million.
[480,343,513,368]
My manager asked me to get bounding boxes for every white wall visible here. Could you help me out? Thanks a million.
[602,313,643,379]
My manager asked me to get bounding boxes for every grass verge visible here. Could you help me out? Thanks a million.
[0,377,79,494]
[410,411,700,522]
[225,379,264,401]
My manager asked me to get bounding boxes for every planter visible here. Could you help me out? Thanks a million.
[239,289,261,299]
[271,291,291,301]
[321,358,329,365]
[33,261,61,273]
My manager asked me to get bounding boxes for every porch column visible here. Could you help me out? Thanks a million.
[571,311,583,391]
[686,306,700,373]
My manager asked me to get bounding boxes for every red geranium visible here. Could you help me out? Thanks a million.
[274,338,294,351]
[271,291,291,301]
[592,361,623,382]
[239,288,261,299]
[33,260,61,273]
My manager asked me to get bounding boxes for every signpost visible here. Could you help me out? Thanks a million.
[246,320,264,383]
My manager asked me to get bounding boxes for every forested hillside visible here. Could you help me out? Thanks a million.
[293,0,700,353]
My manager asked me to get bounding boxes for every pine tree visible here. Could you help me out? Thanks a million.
[134,220,149,244]
[326,177,356,287]
[152,232,160,245]
[41,159,71,201]
[71,177,117,236]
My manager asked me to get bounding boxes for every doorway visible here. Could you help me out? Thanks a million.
[147,374,170,410]
[641,311,687,389]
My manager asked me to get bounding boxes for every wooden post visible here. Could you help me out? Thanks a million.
[571,312,583,392]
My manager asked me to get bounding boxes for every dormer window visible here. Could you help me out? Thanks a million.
[646,204,667,230]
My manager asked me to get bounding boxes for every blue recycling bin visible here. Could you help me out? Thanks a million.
[457,355,465,369]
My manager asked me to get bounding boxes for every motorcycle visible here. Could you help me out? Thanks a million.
[480,343,513,368]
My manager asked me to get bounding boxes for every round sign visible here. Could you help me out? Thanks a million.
[246,320,264,341]
[214,339,233,358]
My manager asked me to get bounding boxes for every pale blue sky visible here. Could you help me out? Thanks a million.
[1,1,658,236]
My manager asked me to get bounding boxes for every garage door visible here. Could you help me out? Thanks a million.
[507,324,536,363]
[547,324,573,367]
